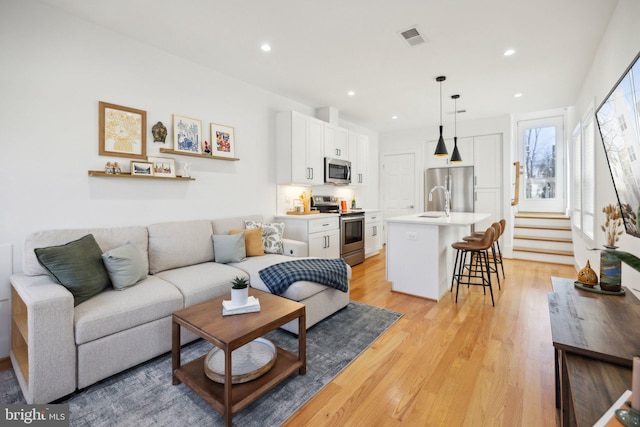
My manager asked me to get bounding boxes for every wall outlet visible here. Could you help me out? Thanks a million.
[406,232,417,240]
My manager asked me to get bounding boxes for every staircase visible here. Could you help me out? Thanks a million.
[512,212,574,265]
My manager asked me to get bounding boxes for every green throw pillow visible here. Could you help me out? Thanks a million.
[212,232,246,263]
[34,234,111,306]
[101,243,148,290]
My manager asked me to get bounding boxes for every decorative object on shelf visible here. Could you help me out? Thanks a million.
[577,260,598,286]
[99,101,147,159]
[180,161,191,178]
[202,140,211,155]
[151,121,167,143]
[433,75,448,157]
[147,156,176,178]
[210,122,236,159]
[172,114,202,154]
[602,203,625,248]
[450,94,462,163]
[204,337,276,384]
[113,162,121,174]
[130,161,153,176]
[600,248,622,292]
[105,161,115,174]
[230,276,249,306]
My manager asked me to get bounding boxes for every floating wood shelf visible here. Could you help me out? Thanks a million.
[87,171,195,181]
[159,148,239,161]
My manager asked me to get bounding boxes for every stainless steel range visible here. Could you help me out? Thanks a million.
[311,196,365,266]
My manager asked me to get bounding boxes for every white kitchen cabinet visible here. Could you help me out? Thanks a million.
[276,111,324,185]
[474,188,501,231]
[275,215,340,259]
[425,137,474,169]
[348,131,369,186]
[324,123,349,160]
[473,134,502,188]
[364,210,383,257]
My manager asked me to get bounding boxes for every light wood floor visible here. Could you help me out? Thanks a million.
[284,246,576,426]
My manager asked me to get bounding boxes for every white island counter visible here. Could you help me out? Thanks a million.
[385,212,491,301]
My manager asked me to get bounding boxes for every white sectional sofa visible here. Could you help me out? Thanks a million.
[9,215,351,404]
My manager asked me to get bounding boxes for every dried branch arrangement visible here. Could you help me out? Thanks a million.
[602,203,624,247]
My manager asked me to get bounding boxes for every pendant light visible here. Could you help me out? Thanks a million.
[433,76,448,157]
[450,94,462,163]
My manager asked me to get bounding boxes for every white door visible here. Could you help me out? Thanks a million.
[517,116,565,212]
[382,153,416,219]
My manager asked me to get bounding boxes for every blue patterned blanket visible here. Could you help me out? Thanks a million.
[258,258,349,295]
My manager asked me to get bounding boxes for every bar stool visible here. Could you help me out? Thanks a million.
[451,226,496,306]
[465,219,506,280]
[462,222,502,289]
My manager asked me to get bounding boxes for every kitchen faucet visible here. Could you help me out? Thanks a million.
[428,185,450,217]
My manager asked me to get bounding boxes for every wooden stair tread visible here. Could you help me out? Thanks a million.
[513,235,573,243]
[514,224,571,231]
[515,212,570,220]
[513,246,574,257]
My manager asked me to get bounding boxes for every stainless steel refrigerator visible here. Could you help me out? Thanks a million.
[424,166,475,213]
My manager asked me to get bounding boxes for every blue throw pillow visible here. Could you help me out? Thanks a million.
[212,232,246,263]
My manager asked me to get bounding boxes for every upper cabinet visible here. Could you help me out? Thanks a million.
[349,131,369,186]
[324,124,349,160]
[473,134,502,188]
[276,111,324,185]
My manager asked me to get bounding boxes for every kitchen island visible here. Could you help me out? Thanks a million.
[385,212,491,301]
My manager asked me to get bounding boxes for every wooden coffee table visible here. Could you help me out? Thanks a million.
[172,288,306,427]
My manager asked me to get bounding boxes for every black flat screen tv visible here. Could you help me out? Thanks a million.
[597,50,640,238]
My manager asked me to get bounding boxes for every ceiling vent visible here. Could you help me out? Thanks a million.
[398,26,426,47]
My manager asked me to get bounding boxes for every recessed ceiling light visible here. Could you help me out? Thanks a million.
[514,92,523,98]
[347,90,355,96]
[260,43,271,52]
[504,49,515,56]
[392,115,399,120]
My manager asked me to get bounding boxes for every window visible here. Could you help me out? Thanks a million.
[572,124,582,230]
[572,108,595,241]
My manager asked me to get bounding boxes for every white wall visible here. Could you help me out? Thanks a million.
[0,1,378,276]
[571,0,640,282]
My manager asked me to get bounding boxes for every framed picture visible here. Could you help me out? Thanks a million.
[173,115,202,154]
[99,101,147,159]
[147,156,176,178]
[210,123,236,158]
[130,161,153,176]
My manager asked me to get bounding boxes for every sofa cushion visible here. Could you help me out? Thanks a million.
[155,262,246,307]
[245,221,285,254]
[229,254,352,302]
[101,243,148,290]
[23,226,149,276]
[212,233,246,263]
[148,220,214,274]
[230,227,264,257]
[34,234,111,306]
[74,275,183,345]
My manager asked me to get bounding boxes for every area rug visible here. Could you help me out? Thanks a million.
[0,301,401,426]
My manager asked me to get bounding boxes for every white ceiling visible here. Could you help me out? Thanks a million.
[39,0,619,133]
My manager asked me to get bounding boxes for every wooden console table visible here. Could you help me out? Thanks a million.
[549,277,640,426]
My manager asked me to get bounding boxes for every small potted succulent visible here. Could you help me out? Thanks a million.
[231,276,249,306]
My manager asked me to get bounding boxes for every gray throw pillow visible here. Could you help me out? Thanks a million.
[212,232,246,263]
[102,243,148,290]
[244,221,285,254]
[34,234,110,306]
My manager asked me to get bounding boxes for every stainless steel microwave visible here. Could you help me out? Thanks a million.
[324,158,351,185]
